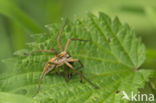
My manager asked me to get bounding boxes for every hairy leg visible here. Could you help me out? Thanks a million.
[64,38,88,51]
[32,64,56,97]
[65,62,99,89]
[57,20,67,51]
[67,58,83,68]
[63,66,72,82]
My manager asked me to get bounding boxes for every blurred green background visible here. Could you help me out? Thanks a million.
[0,0,156,98]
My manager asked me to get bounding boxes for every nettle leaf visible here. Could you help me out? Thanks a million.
[0,12,152,103]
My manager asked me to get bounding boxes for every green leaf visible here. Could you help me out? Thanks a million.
[0,12,152,103]
[0,92,38,103]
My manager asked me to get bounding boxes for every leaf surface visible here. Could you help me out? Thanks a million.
[0,12,152,103]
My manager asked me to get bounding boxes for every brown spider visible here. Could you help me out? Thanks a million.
[32,20,99,97]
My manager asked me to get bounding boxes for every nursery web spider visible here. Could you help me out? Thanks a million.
[31,20,99,97]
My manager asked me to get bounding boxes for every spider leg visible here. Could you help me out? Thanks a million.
[57,19,67,52]
[33,64,56,97]
[65,62,99,89]
[64,38,88,51]
[67,58,83,68]
[32,71,45,97]
[63,65,72,82]
[54,62,65,75]
[66,59,83,82]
